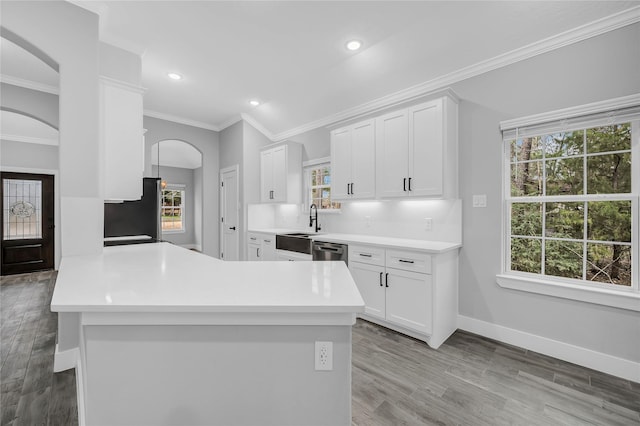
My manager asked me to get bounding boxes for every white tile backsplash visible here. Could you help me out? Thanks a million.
[248,199,462,243]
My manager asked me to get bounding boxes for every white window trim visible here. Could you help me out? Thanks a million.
[303,157,341,214]
[161,185,186,234]
[498,96,640,312]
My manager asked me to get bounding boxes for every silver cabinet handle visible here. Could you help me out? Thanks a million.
[359,253,372,258]
[379,272,383,287]
[398,259,414,264]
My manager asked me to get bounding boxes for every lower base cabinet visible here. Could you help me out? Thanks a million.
[247,232,276,261]
[349,244,457,349]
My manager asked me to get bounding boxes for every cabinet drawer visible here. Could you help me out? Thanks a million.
[247,233,260,243]
[386,249,431,274]
[349,244,385,266]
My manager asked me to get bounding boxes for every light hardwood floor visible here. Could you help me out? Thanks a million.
[1,271,638,425]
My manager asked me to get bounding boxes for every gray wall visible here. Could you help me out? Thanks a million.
[143,116,220,257]
[450,23,640,363]
[99,42,142,85]
[152,165,195,247]
[0,83,59,129]
[0,139,58,170]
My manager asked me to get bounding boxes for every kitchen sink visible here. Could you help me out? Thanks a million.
[275,233,314,254]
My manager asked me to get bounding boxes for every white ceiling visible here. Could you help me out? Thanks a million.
[151,140,202,170]
[2,1,639,140]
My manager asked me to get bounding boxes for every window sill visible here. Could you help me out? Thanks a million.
[162,230,185,235]
[496,274,640,312]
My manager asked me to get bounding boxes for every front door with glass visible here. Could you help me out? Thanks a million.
[1,172,55,275]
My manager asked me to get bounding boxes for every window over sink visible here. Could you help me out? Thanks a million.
[304,158,341,212]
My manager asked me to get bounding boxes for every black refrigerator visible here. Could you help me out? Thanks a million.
[104,178,161,246]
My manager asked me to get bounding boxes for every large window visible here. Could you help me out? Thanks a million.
[499,98,639,308]
[305,161,340,211]
[161,187,185,232]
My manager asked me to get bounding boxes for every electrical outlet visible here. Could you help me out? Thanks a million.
[424,217,433,231]
[472,194,487,208]
[315,341,333,371]
[365,216,373,228]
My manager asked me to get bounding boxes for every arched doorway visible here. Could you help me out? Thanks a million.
[0,36,60,273]
[151,139,203,251]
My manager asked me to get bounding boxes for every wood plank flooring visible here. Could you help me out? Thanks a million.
[2,271,638,426]
[1,271,77,426]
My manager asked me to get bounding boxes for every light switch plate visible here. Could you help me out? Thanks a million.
[473,194,487,208]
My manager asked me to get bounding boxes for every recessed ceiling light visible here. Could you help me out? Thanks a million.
[167,73,182,80]
[249,99,260,107]
[345,40,362,51]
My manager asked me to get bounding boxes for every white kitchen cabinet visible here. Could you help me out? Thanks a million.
[247,232,276,261]
[275,250,311,261]
[330,119,376,200]
[348,243,457,349]
[376,95,458,199]
[100,77,145,201]
[260,142,302,203]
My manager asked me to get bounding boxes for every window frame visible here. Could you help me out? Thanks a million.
[498,98,640,312]
[303,157,341,214]
[161,185,186,234]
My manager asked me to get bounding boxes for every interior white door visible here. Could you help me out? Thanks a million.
[220,166,239,261]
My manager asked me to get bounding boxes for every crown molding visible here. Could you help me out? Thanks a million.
[499,93,640,131]
[1,133,58,146]
[99,76,145,94]
[240,113,275,140]
[143,110,220,132]
[0,74,59,95]
[217,114,243,131]
[270,5,640,141]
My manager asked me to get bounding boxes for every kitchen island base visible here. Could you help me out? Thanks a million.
[80,321,352,426]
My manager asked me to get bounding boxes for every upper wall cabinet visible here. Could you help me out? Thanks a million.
[100,77,145,201]
[260,142,302,204]
[376,96,458,199]
[330,119,376,200]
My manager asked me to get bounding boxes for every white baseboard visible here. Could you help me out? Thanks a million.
[53,344,78,372]
[457,315,640,383]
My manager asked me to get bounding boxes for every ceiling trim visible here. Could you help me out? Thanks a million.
[0,74,59,95]
[143,110,220,131]
[217,114,243,131]
[1,133,58,146]
[269,5,640,141]
[240,113,275,140]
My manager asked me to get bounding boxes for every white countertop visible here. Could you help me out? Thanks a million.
[312,234,461,253]
[248,229,461,253]
[51,242,364,314]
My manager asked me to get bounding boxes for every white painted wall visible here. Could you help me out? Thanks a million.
[0,83,58,128]
[143,116,220,257]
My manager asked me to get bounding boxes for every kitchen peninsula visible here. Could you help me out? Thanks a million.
[51,242,364,426]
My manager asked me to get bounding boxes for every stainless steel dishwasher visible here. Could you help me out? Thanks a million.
[312,241,348,265]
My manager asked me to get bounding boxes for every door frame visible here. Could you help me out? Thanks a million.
[219,165,239,261]
[0,166,60,270]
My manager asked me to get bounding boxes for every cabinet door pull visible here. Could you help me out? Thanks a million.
[359,253,372,258]
[385,272,389,287]
[257,248,261,257]
[403,178,407,191]
[264,239,271,243]
[398,259,414,264]
[250,237,257,241]
[347,183,351,195]
[379,272,383,287]
[408,177,412,191]
[350,183,354,195]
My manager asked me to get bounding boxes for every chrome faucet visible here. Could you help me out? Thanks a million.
[309,203,321,233]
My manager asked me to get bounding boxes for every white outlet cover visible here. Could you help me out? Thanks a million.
[315,341,333,371]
